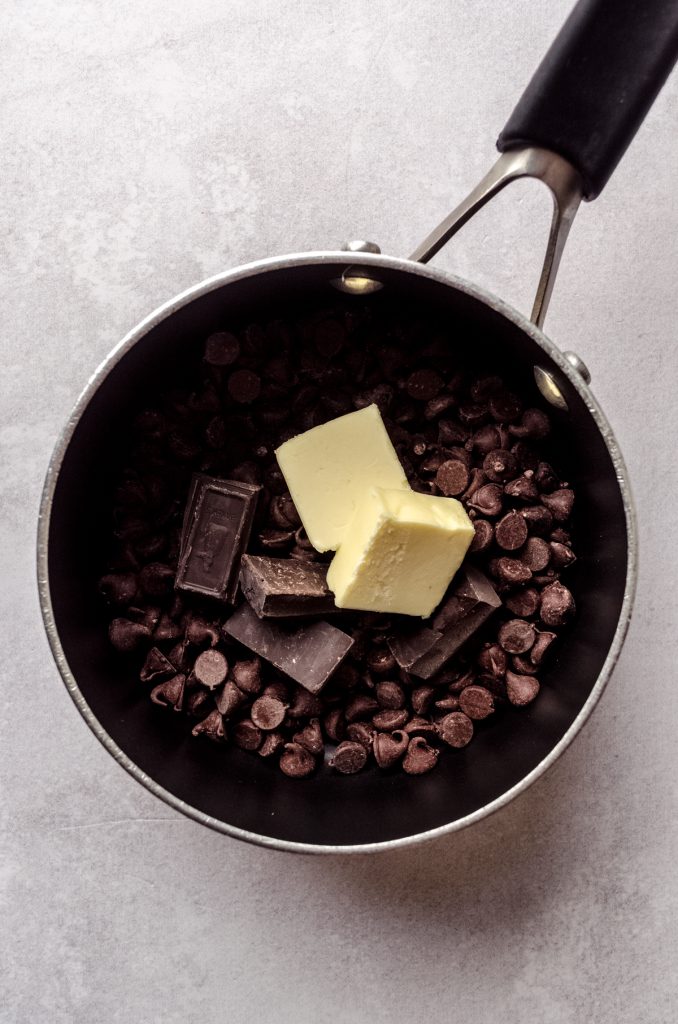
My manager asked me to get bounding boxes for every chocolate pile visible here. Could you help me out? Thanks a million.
[100,307,577,778]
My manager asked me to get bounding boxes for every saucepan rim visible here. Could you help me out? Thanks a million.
[36,249,637,854]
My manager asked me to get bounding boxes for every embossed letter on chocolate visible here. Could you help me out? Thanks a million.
[176,475,261,604]
[388,565,501,679]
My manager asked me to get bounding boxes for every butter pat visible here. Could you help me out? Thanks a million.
[327,487,475,617]
[275,405,409,552]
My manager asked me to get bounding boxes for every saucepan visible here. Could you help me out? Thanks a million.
[38,0,678,852]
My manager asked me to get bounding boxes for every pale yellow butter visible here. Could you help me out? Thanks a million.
[327,487,475,617]
[275,405,410,552]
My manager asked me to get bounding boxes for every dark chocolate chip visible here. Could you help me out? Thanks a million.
[313,319,345,357]
[228,369,261,404]
[498,619,536,654]
[287,687,323,718]
[140,647,175,683]
[424,394,457,420]
[185,616,220,647]
[495,510,528,551]
[346,722,375,750]
[403,716,439,738]
[530,630,557,666]
[534,461,559,492]
[280,742,316,778]
[138,563,175,599]
[471,424,504,455]
[269,494,301,529]
[504,473,540,503]
[489,392,522,422]
[549,542,576,568]
[438,419,470,445]
[231,658,263,695]
[521,505,554,536]
[411,685,435,715]
[509,408,550,439]
[457,402,488,427]
[511,441,540,472]
[494,557,532,585]
[438,711,474,748]
[477,643,507,678]
[191,708,226,740]
[184,687,212,717]
[205,416,227,449]
[215,679,246,717]
[323,708,346,742]
[483,449,518,483]
[511,655,539,675]
[522,536,551,572]
[505,671,540,706]
[261,680,290,703]
[250,695,287,731]
[331,741,368,774]
[373,730,409,768]
[193,650,228,689]
[366,648,397,676]
[468,483,503,517]
[150,673,186,710]
[540,582,575,626]
[541,488,574,522]
[470,375,503,401]
[435,459,470,496]
[259,731,285,758]
[433,695,460,712]
[375,681,406,710]
[204,331,240,366]
[98,573,138,607]
[469,518,494,553]
[345,694,380,722]
[293,718,324,755]
[372,708,409,731]
[459,685,495,720]
[259,528,295,550]
[406,369,444,401]
[233,719,263,750]
[402,736,439,775]
[109,618,151,653]
[505,587,540,618]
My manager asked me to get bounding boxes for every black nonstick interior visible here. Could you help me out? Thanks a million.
[46,260,628,847]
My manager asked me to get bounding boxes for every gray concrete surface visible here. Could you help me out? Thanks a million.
[2,1,677,1021]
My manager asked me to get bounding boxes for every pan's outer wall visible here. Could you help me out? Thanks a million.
[38,252,636,853]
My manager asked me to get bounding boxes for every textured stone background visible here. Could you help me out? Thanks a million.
[2,2,677,1021]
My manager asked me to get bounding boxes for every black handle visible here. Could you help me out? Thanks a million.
[497,0,678,199]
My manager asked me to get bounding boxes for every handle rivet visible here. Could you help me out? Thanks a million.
[563,350,592,384]
[341,240,381,254]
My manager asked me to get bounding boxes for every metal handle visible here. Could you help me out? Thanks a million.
[409,146,582,329]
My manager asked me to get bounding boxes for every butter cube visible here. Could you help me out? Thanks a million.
[275,405,410,552]
[327,487,475,617]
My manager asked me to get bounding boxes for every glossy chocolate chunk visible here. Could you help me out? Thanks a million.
[223,602,353,693]
[240,555,336,618]
[388,565,501,680]
[175,474,260,604]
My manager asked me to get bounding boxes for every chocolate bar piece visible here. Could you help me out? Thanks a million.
[240,555,336,618]
[224,603,353,693]
[175,475,260,604]
[388,565,501,680]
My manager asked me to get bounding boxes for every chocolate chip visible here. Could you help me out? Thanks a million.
[511,655,539,675]
[438,711,474,748]
[184,687,212,717]
[375,681,406,710]
[470,375,503,401]
[138,562,175,599]
[534,461,559,492]
[433,695,460,712]
[373,708,409,730]
[205,331,240,366]
[185,616,220,647]
[489,392,522,422]
[346,722,375,750]
[459,685,495,720]
[483,449,518,483]
[549,542,576,568]
[458,402,488,427]
[530,630,557,666]
[191,708,226,740]
[461,467,488,501]
[541,488,574,522]
[498,619,536,654]
[471,424,504,455]
[411,685,435,715]
[495,510,528,551]
[140,647,175,683]
[215,679,246,716]
[373,730,409,768]
[504,473,540,503]
[509,408,550,439]
[469,483,503,517]
[109,618,151,653]
[231,658,263,695]
[261,680,289,703]
[250,695,287,731]
[293,718,324,755]
[505,671,540,706]
[550,528,571,545]
[402,736,439,774]
[403,716,438,738]
[505,587,540,618]
[521,505,554,536]
[313,319,345,357]
[98,573,138,607]
[406,369,444,401]
[521,536,551,572]
[477,643,507,678]
[323,708,346,742]
[259,731,285,758]
[280,742,316,778]
[259,528,295,550]
[469,518,494,553]
[424,394,457,420]
[233,720,263,751]
[540,582,575,626]
[345,694,380,723]
[494,557,532,585]
[150,673,186,710]
[438,419,469,445]
[269,494,301,529]
[435,459,470,496]
[228,369,261,404]
[331,741,368,774]
[366,648,397,675]
[192,650,228,689]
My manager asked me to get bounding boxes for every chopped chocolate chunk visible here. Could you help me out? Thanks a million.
[240,555,336,618]
[176,475,260,604]
[224,603,353,693]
